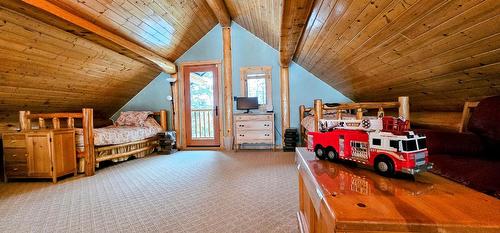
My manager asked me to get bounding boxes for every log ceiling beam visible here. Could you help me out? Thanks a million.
[279,0,315,67]
[206,0,231,27]
[21,0,176,73]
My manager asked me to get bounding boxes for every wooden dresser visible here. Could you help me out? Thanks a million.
[2,129,77,183]
[234,113,275,150]
[295,147,500,232]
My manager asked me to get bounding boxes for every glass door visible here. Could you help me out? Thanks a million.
[183,64,220,147]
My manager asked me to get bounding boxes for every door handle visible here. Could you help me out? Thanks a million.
[215,106,218,116]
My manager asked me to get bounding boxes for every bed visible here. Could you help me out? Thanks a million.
[299,96,410,145]
[18,109,167,176]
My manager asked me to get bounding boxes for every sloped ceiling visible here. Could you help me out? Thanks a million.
[226,0,500,111]
[0,0,218,130]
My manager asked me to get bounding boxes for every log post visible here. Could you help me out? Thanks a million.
[82,108,95,176]
[38,118,46,129]
[314,99,323,132]
[52,118,60,129]
[222,26,233,150]
[398,96,410,127]
[280,66,290,144]
[160,109,168,131]
[19,111,31,131]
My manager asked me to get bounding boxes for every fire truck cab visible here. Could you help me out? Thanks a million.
[308,117,432,176]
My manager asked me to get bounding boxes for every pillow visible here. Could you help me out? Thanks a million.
[143,117,163,131]
[115,111,152,126]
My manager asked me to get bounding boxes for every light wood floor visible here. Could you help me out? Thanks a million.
[0,150,298,233]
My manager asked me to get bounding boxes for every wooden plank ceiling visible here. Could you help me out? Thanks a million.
[225,0,282,49]
[0,0,218,130]
[44,0,218,61]
[226,0,500,111]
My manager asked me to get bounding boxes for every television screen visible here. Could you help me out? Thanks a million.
[236,97,259,111]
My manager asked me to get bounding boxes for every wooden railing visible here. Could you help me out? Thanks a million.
[191,109,214,139]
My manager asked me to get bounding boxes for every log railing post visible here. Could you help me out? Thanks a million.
[160,109,167,131]
[398,96,410,127]
[38,118,46,129]
[82,108,95,176]
[356,108,363,120]
[299,105,305,145]
[67,117,75,128]
[314,99,323,132]
[19,111,31,131]
[378,107,385,118]
[52,118,60,129]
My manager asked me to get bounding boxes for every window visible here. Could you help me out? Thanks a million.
[389,140,400,151]
[417,138,427,149]
[372,138,381,146]
[402,140,418,152]
[241,66,272,109]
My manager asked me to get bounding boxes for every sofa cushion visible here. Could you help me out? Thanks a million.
[468,96,500,155]
[429,153,500,199]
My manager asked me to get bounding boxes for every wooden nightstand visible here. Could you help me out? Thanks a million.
[2,129,76,183]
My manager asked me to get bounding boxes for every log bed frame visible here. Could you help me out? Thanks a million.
[18,108,167,176]
[299,96,410,145]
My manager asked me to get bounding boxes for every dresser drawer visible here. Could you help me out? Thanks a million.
[5,162,28,177]
[234,114,273,121]
[3,148,28,162]
[3,134,26,148]
[236,121,272,130]
[236,131,273,142]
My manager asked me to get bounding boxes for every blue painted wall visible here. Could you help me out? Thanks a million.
[113,23,351,145]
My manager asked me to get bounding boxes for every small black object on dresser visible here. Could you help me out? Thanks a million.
[283,128,298,152]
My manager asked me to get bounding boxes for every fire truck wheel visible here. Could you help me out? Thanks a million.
[326,147,338,161]
[314,145,326,160]
[374,156,395,176]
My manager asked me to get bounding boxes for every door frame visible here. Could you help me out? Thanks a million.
[178,60,224,149]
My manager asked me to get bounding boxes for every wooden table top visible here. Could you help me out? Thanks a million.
[296,147,500,232]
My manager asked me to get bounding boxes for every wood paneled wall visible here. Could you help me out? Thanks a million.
[225,0,500,112]
[0,6,160,132]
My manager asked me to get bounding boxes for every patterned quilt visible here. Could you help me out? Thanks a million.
[75,125,162,150]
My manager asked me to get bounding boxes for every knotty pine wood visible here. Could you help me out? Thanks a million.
[0,6,159,131]
[44,0,218,61]
[225,0,282,49]
[21,0,176,73]
[206,0,231,27]
[0,0,158,68]
[227,0,500,112]
[279,0,315,66]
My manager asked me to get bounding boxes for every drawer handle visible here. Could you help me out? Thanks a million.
[13,168,18,171]
[12,154,17,157]
[25,153,28,157]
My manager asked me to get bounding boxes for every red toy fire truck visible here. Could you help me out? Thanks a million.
[307,116,432,176]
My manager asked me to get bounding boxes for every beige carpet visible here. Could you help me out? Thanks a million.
[0,150,298,233]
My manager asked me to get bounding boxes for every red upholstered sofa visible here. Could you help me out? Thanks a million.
[416,96,500,198]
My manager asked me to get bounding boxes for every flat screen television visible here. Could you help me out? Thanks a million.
[236,97,259,113]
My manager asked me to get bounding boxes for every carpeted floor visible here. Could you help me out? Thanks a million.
[0,150,298,233]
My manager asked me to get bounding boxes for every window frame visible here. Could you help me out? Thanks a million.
[240,66,272,110]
